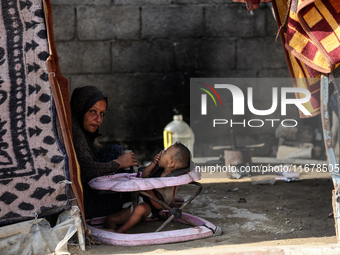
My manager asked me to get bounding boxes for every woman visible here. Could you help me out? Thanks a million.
[70,86,138,218]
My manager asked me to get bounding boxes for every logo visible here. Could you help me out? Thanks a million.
[197,82,222,115]
[198,83,312,128]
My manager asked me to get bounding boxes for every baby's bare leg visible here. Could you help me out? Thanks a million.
[117,203,151,233]
[104,208,132,230]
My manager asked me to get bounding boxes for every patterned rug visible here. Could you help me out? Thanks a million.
[0,0,70,225]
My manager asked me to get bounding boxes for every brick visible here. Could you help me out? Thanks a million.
[114,0,172,5]
[100,105,175,140]
[174,39,245,72]
[52,6,75,41]
[71,74,141,109]
[174,39,199,71]
[111,39,174,72]
[77,6,140,40]
[134,73,184,107]
[174,40,246,74]
[197,39,236,71]
[175,0,208,4]
[237,37,287,70]
[70,73,184,108]
[205,5,266,38]
[56,42,110,74]
[142,6,203,38]
[175,0,232,3]
[51,0,111,5]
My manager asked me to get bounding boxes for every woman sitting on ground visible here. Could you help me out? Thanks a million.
[70,86,138,218]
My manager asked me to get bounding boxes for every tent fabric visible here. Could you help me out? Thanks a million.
[272,0,340,118]
[0,0,68,225]
[235,0,340,118]
[43,0,85,224]
[271,0,324,118]
[0,0,84,228]
[285,0,340,77]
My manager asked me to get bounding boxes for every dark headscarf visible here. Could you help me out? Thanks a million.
[70,86,108,150]
[70,86,108,127]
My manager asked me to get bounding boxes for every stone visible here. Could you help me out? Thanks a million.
[52,0,110,5]
[77,6,140,40]
[205,5,266,38]
[114,0,172,4]
[52,7,75,41]
[142,6,203,38]
[237,37,287,70]
[197,39,236,71]
[111,39,174,72]
[56,42,110,74]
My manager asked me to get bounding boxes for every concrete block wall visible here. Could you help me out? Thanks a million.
[51,0,291,160]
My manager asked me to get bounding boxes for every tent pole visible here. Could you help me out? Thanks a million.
[320,74,340,242]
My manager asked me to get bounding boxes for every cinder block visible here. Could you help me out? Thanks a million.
[71,74,139,109]
[100,105,179,140]
[205,5,266,38]
[237,37,287,70]
[175,0,208,4]
[56,42,111,74]
[197,39,236,71]
[174,39,199,71]
[114,0,172,5]
[52,0,110,5]
[111,40,174,72]
[175,0,230,3]
[52,6,75,41]
[77,6,140,40]
[142,6,203,38]
[70,73,183,108]
[133,73,184,107]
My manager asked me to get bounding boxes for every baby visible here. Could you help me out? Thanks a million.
[104,142,191,233]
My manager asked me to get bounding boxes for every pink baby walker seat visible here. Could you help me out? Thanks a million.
[86,166,222,246]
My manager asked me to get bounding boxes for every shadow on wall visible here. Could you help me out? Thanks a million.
[53,2,289,161]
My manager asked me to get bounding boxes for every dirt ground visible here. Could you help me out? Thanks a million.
[69,166,338,255]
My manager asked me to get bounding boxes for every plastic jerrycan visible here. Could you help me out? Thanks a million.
[163,114,195,154]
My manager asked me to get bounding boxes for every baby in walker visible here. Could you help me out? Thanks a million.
[104,142,192,233]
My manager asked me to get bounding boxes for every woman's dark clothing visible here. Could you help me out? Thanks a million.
[70,86,129,218]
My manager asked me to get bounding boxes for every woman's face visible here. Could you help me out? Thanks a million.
[83,99,107,133]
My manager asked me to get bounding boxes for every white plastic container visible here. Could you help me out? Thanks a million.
[163,114,195,154]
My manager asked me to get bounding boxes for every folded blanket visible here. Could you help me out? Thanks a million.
[286,0,340,77]
[235,0,340,118]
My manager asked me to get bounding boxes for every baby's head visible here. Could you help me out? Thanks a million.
[158,142,191,171]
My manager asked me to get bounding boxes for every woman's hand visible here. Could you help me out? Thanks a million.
[114,151,138,169]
